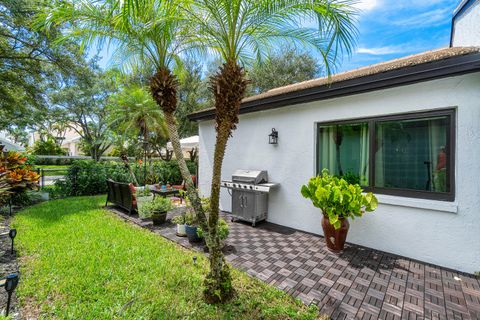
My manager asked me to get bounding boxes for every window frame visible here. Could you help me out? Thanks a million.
[315,108,456,201]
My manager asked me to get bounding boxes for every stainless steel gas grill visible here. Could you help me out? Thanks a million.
[221,170,278,226]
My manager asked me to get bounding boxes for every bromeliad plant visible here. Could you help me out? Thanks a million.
[301,169,378,252]
[0,150,40,203]
[301,169,378,228]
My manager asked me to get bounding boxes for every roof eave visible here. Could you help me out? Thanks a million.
[188,52,480,122]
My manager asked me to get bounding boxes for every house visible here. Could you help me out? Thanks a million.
[189,1,480,273]
[166,135,199,160]
[0,132,25,152]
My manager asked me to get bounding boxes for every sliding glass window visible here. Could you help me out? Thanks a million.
[316,109,455,201]
[317,123,369,186]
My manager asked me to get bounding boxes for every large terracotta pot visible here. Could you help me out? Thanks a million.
[321,216,350,253]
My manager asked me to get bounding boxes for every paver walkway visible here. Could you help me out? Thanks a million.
[110,207,480,320]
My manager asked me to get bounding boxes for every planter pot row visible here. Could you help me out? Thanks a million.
[176,224,203,243]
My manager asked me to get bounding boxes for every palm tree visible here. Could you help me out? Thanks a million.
[184,0,357,302]
[109,85,167,143]
[37,0,208,223]
[109,85,169,183]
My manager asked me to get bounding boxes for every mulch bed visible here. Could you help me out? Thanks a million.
[0,213,20,319]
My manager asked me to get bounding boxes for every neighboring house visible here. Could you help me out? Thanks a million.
[166,135,199,159]
[189,2,480,273]
[0,132,25,152]
[28,126,84,156]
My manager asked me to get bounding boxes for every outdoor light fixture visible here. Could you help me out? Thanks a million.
[8,229,16,254]
[1,273,19,316]
[268,128,278,145]
[193,256,197,265]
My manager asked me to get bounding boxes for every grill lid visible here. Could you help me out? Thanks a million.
[232,169,268,184]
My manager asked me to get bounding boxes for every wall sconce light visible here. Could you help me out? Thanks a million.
[8,229,16,254]
[268,128,278,145]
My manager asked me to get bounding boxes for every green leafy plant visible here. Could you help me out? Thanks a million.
[138,197,173,219]
[197,219,229,241]
[136,186,151,198]
[29,137,67,156]
[54,160,109,196]
[301,169,378,229]
[184,211,198,227]
[172,214,186,225]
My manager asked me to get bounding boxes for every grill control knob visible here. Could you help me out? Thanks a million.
[250,186,253,189]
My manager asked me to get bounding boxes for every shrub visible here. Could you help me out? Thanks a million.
[30,138,66,156]
[10,190,44,207]
[50,159,197,197]
[53,161,117,197]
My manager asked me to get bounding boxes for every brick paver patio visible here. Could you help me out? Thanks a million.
[110,207,480,320]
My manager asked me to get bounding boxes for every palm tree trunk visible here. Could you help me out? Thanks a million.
[204,60,248,303]
[204,122,233,303]
[149,67,207,228]
[163,112,207,228]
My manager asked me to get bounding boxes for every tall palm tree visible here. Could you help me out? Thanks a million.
[184,0,357,302]
[37,0,208,224]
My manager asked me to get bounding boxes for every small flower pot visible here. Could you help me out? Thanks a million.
[321,216,350,253]
[185,225,202,243]
[152,211,167,226]
[176,224,187,237]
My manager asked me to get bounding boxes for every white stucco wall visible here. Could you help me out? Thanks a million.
[452,0,480,46]
[198,73,480,273]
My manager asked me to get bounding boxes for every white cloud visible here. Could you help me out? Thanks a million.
[392,7,452,27]
[356,46,402,55]
[353,0,380,12]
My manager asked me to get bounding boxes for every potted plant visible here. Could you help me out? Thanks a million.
[136,186,153,213]
[138,197,173,225]
[181,197,210,243]
[151,197,173,225]
[172,214,187,237]
[184,211,202,243]
[301,169,378,253]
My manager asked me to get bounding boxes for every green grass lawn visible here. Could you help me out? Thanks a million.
[12,196,321,319]
[34,165,69,176]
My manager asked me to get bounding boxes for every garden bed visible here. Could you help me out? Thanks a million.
[0,214,20,319]
[12,196,320,319]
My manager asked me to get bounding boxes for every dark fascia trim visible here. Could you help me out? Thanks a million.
[188,52,480,121]
[450,0,477,47]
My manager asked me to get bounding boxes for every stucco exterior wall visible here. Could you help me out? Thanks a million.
[452,0,480,46]
[198,73,480,273]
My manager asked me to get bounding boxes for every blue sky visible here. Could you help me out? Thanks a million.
[89,0,461,74]
[340,0,459,71]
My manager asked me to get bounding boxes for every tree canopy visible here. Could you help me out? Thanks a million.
[248,46,321,94]
[0,0,85,132]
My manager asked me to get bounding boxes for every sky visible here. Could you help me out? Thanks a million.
[88,0,461,74]
[340,0,460,71]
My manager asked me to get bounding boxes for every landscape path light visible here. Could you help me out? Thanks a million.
[8,229,16,254]
[0,273,19,316]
